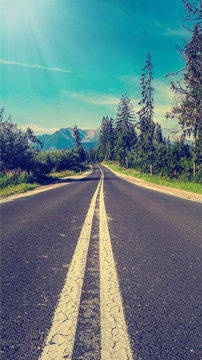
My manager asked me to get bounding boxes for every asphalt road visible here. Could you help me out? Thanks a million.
[1,165,201,360]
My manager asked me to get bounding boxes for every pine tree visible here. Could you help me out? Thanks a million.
[168,25,202,177]
[97,116,114,161]
[114,94,137,167]
[73,125,82,149]
[72,125,86,163]
[105,117,114,161]
[183,0,201,29]
[152,123,168,175]
[137,53,155,175]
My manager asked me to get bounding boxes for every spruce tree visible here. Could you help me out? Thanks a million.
[72,125,86,163]
[114,94,137,167]
[183,0,201,29]
[168,25,202,177]
[73,125,82,149]
[97,116,114,161]
[137,53,155,175]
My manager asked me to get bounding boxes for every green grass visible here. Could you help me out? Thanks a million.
[0,183,40,197]
[104,162,202,195]
[50,166,90,179]
[0,166,91,198]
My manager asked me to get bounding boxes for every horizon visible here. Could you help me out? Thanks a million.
[1,0,189,136]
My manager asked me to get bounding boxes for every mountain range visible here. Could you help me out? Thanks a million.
[37,127,100,151]
[37,126,193,152]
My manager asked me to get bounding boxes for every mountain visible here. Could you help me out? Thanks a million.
[37,127,100,151]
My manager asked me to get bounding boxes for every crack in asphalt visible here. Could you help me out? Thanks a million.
[99,168,133,360]
[39,166,133,359]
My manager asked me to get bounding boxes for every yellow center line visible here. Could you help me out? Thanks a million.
[39,178,101,360]
[39,166,133,359]
[99,167,133,360]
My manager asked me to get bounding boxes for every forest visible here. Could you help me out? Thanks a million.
[95,1,201,182]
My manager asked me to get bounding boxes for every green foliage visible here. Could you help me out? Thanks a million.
[73,125,82,149]
[35,149,82,174]
[114,95,137,167]
[72,125,86,163]
[50,166,90,178]
[0,169,35,189]
[96,37,201,183]
[0,111,89,193]
[0,183,40,197]
[97,116,114,162]
[105,162,202,194]
[137,52,155,174]
[0,108,38,172]
[167,23,202,176]
[86,148,97,163]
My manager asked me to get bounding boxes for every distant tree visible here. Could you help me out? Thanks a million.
[87,147,96,163]
[152,123,166,174]
[137,53,155,175]
[72,125,86,163]
[154,123,163,144]
[114,94,137,167]
[73,125,82,149]
[97,117,107,161]
[97,116,114,161]
[26,126,43,149]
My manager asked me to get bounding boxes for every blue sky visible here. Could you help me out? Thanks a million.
[0,0,189,135]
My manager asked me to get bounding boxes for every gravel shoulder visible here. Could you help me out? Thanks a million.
[0,170,92,204]
[103,165,202,203]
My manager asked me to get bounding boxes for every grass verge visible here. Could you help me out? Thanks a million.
[0,183,40,197]
[104,162,202,195]
[50,166,90,179]
[0,166,91,198]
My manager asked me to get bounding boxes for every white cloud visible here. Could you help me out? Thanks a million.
[118,74,139,85]
[164,27,188,37]
[153,80,174,102]
[64,91,120,106]
[20,124,59,134]
[0,58,71,73]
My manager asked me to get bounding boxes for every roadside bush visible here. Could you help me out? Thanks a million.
[0,169,35,189]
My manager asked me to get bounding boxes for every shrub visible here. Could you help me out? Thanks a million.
[0,169,35,189]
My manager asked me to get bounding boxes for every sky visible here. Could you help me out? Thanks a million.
[0,0,190,135]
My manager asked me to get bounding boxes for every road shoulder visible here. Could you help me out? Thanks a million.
[0,170,92,204]
[103,165,202,203]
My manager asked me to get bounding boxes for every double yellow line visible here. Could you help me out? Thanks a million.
[40,166,133,360]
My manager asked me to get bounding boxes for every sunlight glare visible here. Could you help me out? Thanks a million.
[0,0,52,23]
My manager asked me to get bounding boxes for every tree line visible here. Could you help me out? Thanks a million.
[0,109,89,177]
[96,1,201,181]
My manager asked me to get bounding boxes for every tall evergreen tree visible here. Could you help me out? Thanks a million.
[168,25,202,176]
[72,125,86,163]
[182,0,201,29]
[73,125,82,149]
[97,116,114,161]
[114,94,137,167]
[137,52,155,175]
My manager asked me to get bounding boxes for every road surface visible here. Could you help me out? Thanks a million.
[1,165,201,359]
